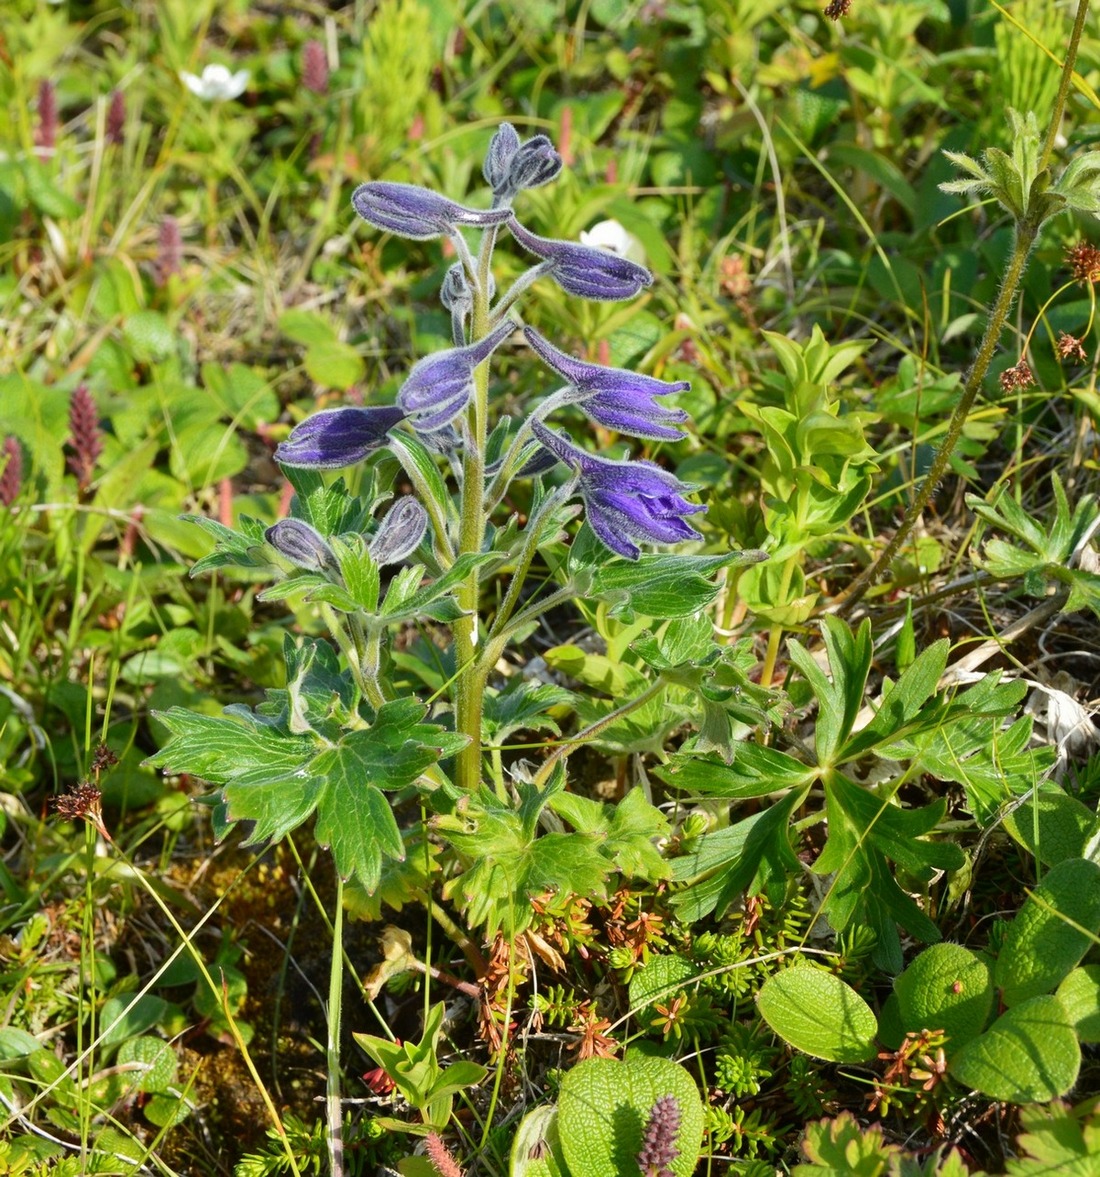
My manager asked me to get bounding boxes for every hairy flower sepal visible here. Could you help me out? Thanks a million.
[352,181,512,240]
[275,406,405,469]
[509,217,653,301]
[532,421,704,560]
[524,325,689,440]
[265,519,339,574]
[398,319,516,431]
[483,121,563,203]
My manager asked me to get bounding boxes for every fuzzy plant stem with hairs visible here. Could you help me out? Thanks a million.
[839,0,1091,615]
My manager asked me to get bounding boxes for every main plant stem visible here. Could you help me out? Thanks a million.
[326,876,345,1177]
[839,0,1089,615]
[454,227,499,793]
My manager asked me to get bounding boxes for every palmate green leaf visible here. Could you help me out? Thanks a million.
[1005,1100,1100,1177]
[814,774,958,968]
[150,699,461,892]
[184,514,272,576]
[482,679,574,743]
[435,775,613,935]
[549,787,670,881]
[657,746,814,799]
[788,617,872,767]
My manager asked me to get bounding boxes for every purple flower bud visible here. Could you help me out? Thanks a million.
[265,518,338,572]
[524,325,689,441]
[508,217,653,301]
[507,134,562,194]
[483,122,521,192]
[440,263,472,314]
[531,421,704,560]
[352,182,512,241]
[0,437,23,507]
[369,497,428,565]
[274,405,405,469]
[483,122,563,201]
[397,319,516,432]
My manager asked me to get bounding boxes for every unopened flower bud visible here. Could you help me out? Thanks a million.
[274,405,405,468]
[440,263,472,314]
[483,121,521,192]
[369,497,428,565]
[507,134,562,193]
[265,518,338,573]
[352,181,512,241]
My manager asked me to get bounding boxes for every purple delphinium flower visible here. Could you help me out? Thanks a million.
[352,182,512,241]
[483,122,562,203]
[524,325,689,441]
[636,1094,681,1177]
[508,216,653,301]
[265,518,338,573]
[531,421,704,560]
[275,405,405,469]
[397,319,516,432]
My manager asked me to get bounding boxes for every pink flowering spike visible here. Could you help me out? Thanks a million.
[156,216,182,287]
[531,421,704,560]
[524,325,689,441]
[397,319,516,432]
[265,519,338,573]
[302,40,329,94]
[0,437,23,507]
[508,216,652,301]
[106,90,126,145]
[66,384,103,492]
[637,1094,681,1175]
[35,79,57,157]
[351,182,513,241]
[274,406,405,469]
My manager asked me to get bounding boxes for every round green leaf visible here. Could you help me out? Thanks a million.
[1056,965,1100,1043]
[629,954,698,1016]
[893,943,993,1053]
[117,1035,177,1093]
[144,1092,191,1127]
[122,311,176,363]
[995,858,1100,1006]
[756,965,877,1062]
[1003,786,1100,866]
[558,1054,704,1177]
[304,339,365,391]
[950,995,1080,1102]
[100,994,170,1047]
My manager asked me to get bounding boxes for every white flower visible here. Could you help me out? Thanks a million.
[179,64,250,102]
[579,219,646,265]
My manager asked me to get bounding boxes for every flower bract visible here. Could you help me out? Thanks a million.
[531,421,704,559]
[274,406,405,469]
[524,326,689,440]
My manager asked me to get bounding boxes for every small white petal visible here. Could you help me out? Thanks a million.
[579,219,646,264]
[180,71,206,97]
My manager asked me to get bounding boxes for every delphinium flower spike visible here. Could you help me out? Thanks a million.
[275,405,406,468]
[531,421,704,560]
[523,325,689,441]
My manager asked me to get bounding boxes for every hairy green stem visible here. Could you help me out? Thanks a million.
[454,227,500,793]
[326,876,344,1177]
[839,0,1089,615]
[533,679,666,788]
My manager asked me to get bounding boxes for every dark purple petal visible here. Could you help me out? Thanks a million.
[274,406,405,468]
[530,421,704,560]
[524,325,689,440]
[397,319,516,431]
[266,519,338,572]
[369,497,428,565]
[507,135,562,193]
[509,217,653,301]
[483,122,521,191]
[352,182,512,240]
